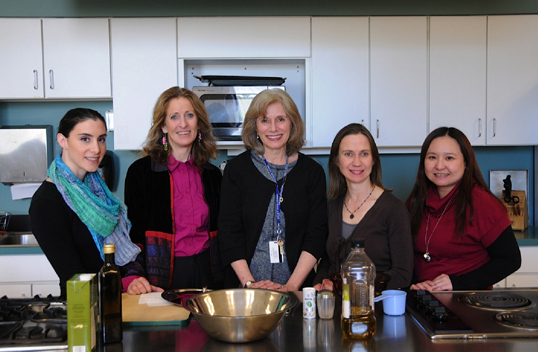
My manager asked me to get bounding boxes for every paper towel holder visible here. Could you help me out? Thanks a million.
[0,125,53,185]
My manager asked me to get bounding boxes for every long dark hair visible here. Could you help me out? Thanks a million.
[328,123,388,200]
[407,127,500,240]
[143,86,217,166]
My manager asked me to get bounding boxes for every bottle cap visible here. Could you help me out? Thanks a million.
[351,238,365,248]
[103,243,116,254]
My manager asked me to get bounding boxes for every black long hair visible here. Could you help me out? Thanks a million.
[407,127,501,240]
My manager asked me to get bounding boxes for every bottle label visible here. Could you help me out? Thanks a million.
[342,282,350,319]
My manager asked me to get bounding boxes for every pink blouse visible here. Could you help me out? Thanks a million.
[168,155,210,257]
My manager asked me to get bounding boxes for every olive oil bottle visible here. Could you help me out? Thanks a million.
[341,238,376,339]
[99,244,122,344]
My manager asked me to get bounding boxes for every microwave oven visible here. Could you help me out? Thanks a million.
[192,86,285,141]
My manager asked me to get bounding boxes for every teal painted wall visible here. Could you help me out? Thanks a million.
[1,102,534,226]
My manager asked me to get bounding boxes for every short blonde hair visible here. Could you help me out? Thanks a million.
[242,89,305,156]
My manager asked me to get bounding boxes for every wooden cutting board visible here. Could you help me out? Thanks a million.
[122,293,191,326]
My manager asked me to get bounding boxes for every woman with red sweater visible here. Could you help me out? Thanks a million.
[407,127,521,291]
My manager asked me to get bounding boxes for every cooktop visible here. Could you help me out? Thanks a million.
[407,289,538,339]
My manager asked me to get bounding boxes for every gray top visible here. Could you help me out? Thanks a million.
[341,221,355,240]
[249,152,297,284]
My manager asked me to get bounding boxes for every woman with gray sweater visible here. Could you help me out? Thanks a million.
[314,123,413,292]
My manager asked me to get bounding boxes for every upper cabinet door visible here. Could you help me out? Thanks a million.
[430,16,487,146]
[487,15,538,145]
[0,19,44,99]
[42,18,111,99]
[177,17,310,58]
[111,18,178,150]
[370,17,428,147]
[310,17,369,148]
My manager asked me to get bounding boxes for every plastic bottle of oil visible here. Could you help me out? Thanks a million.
[341,238,376,339]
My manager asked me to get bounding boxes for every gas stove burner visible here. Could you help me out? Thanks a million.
[495,312,538,329]
[460,292,533,310]
[0,296,67,349]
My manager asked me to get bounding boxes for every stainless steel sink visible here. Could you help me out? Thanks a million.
[0,233,39,246]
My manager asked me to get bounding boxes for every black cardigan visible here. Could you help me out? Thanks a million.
[122,155,223,288]
[218,151,328,288]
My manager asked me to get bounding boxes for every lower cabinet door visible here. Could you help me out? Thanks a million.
[0,284,32,298]
[32,283,61,298]
[505,274,538,288]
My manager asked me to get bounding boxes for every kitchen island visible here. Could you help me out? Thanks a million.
[116,297,538,352]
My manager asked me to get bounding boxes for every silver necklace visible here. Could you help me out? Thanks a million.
[343,185,375,220]
[423,195,455,262]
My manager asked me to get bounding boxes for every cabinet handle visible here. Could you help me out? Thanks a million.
[478,118,482,138]
[33,70,38,90]
[49,70,54,90]
[361,119,364,126]
[376,120,380,139]
[492,118,496,137]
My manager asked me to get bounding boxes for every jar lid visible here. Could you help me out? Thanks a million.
[318,290,334,298]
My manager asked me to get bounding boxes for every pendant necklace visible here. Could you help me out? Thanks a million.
[343,185,375,220]
[423,195,455,263]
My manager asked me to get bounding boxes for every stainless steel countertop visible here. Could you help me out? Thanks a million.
[118,297,538,352]
[12,296,538,352]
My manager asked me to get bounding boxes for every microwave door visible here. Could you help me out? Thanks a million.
[203,94,243,141]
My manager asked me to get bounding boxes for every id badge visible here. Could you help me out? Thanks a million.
[269,241,282,263]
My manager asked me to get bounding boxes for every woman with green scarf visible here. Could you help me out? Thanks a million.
[29,108,140,298]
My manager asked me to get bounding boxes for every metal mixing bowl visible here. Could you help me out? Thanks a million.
[184,288,297,343]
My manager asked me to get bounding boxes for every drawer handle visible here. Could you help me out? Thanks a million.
[493,118,496,137]
[478,118,482,138]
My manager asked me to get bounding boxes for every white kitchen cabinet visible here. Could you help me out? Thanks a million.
[0,284,32,298]
[504,246,538,288]
[0,18,111,100]
[42,18,111,99]
[177,17,310,58]
[429,16,487,146]
[0,18,44,99]
[487,15,538,145]
[0,254,59,298]
[32,283,61,297]
[310,17,369,148]
[370,17,428,147]
[111,18,178,150]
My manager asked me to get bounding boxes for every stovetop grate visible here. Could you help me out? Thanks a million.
[0,296,67,349]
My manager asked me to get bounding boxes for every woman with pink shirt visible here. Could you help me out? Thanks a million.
[122,86,223,294]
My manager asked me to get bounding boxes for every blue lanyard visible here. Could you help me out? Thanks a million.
[262,155,288,239]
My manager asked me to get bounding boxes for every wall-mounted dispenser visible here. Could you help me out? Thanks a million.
[0,125,53,185]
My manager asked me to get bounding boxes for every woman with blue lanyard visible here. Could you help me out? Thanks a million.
[30,108,140,298]
[219,89,328,291]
